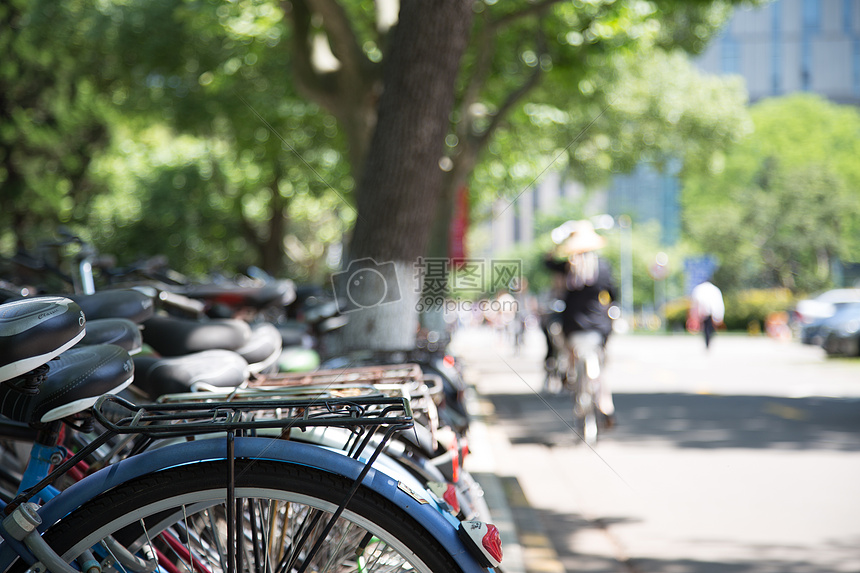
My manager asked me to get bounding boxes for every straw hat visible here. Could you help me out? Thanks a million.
[556,220,606,255]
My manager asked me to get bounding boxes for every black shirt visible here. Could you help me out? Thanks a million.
[544,256,617,338]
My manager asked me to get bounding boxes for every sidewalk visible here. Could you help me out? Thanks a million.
[458,328,566,573]
[454,324,860,573]
[464,390,565,573]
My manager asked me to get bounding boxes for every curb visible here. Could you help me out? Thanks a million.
[465,387,565,573]
[500,476,565,573]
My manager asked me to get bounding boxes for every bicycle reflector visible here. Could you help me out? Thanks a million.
[426,481,461,515]
[450,439,460,483]
[458,521,503,568]
[459,435,470,462]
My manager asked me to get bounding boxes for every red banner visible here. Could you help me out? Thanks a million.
[449,184,469,267]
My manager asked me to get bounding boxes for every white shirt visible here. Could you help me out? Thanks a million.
[691,281,725,323]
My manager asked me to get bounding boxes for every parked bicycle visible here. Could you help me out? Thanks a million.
[2,233,493,525]
[0,296,504,573]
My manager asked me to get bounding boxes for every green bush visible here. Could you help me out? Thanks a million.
[725,288,795,332]
[664,297,690,331]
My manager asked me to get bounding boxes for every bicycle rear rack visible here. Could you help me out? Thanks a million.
[95,393,413,437]
[7,393,413,514]
[251,362,425,388]
[5,393,420,573]
[247,363,440,445]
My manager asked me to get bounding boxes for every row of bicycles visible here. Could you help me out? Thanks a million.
[0,238,504,573]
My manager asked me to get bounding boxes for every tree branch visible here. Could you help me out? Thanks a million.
[286,0,339,110]
[457,10,494,143]
[475,18,547,151]
[307,0,369,83]
[490,0,564,30]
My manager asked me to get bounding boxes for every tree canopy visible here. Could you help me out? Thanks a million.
[2,0,354,282]
[682,93,860,294]
[2,0,758,301]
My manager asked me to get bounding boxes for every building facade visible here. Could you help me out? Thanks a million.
[484,0,860,257]
[697,0,860,105]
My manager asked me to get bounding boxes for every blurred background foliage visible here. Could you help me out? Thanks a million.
[3,0,858,323]
[664,287,795,333]
[1,0,353,283]
[682,93,860,296]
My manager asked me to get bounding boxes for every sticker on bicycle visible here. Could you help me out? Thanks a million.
[397,481,430,504]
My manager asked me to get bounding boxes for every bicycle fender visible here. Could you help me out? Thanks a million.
[23,438,492,573]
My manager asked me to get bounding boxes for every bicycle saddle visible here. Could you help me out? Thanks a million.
[132,350,250,397]
[141,315,251,356]
[68,288,155,323]
[176,279,296,310]
[0,344,134,426]
[0,296,86,384]
[235,322,282,373]
[79,318,142,355]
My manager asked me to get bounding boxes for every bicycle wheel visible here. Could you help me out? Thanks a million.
[31,459,465,573]
[570,362,599,446]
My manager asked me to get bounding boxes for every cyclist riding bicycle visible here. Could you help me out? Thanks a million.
[544,219,618,429]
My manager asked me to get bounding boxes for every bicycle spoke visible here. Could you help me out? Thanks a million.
[280,507,325,573]
[248,498,263,573]
[99,538,130,573]
[140,519,158,572]
[358,537,386,572]
[236,498,245,573]
[276,501,290,565]
[203,507,228,573]
[37,461,454,573]
[183,503,201,573]
[259,499,275,573]
[159,529,195,573]
[318,521,356,572]
[266,499,282,566]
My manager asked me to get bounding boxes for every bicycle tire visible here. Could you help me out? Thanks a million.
[26,460,465,573]
[570,363,599,446]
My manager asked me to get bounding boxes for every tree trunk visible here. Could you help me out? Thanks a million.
[260,189,288,276]
[338,0,473,352]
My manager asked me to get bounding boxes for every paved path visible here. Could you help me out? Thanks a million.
[454,326,860,573]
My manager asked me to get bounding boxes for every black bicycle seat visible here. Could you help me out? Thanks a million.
[0,296,86,384]
[80,318,142,355]
[132,350,250,398]
[176,279,296,310]
[0,344,134,426]
[68,289,155,323]
[141,315,251,356]
[235,322,282,373]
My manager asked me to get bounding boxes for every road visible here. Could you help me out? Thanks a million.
[452,326,860,573]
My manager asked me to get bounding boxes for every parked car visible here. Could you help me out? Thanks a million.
[794,289,860,345]
[816,301,860,356]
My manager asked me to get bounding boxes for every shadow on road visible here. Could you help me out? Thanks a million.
[487,392,860,451]
[534,505,860,573]
[626,556,856,573]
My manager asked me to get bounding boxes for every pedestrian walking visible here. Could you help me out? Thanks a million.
[689,279,725,349]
